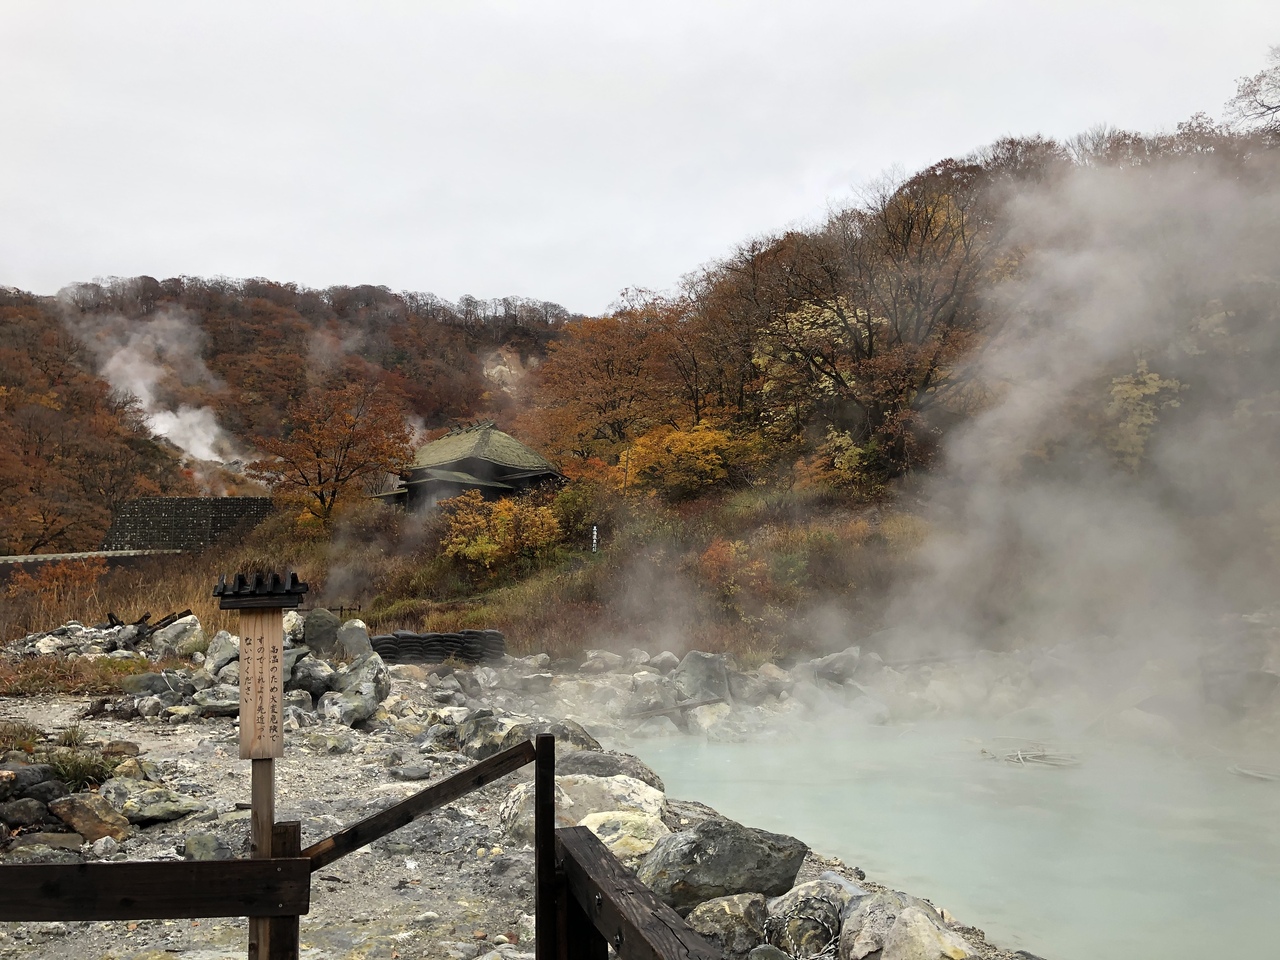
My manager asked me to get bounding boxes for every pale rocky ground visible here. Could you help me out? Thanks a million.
[11,603,1276,960]
[0,638,1041,960]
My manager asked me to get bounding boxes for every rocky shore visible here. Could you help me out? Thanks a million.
[0,611,1130,960]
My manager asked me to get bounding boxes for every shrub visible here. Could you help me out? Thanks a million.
[440,491,562,574]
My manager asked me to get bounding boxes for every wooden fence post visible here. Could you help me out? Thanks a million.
[270,821,302,960]
[534,734,557,960]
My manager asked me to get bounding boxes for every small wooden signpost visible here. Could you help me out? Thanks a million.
[214,572,308,960]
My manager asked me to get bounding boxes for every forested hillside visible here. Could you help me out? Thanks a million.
[4,77,1280,659]
[0,279,574,554]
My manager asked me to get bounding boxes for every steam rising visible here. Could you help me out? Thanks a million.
[890,155,1280,668]
[62,304,239,462]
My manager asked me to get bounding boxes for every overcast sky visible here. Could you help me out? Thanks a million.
[2,2,1277,314]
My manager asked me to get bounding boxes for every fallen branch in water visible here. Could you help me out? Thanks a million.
[980,741,1081,767]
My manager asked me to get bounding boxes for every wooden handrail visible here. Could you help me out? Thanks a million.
[0,858,311,921]
[555,827,720,960]
[302,738,536,871]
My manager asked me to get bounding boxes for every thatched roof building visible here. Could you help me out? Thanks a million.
[377,421,562,509]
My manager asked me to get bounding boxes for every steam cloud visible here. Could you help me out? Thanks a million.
[888,155,1280,673]
[61,304,239,463]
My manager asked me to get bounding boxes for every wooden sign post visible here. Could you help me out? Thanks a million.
[214,572,308,960]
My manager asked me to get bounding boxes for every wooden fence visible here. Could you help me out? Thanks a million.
[0,734,717,960]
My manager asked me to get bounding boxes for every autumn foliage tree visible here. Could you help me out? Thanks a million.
[0,291,189,554]
[248,380,412,523]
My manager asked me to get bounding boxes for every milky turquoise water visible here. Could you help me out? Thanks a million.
[622,723,1279,960]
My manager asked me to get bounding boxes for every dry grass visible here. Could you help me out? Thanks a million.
[0,720,121,789]
[0,719,42,753]
[0,654,187,697]
[0,485,932,669]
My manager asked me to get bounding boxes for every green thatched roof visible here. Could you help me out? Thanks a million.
[410,422,558,474]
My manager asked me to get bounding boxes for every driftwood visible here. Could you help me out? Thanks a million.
[627,696,726,721]
[103,609,191,635]
[980,737,1081,768]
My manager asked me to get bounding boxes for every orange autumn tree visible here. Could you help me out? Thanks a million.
[249,380,412,523]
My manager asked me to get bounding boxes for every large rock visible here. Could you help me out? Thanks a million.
[289,655,335,702]
[0,762,56,797]
[555,750,665,791]
[501,774,666,843]
[638,818,808,914]
[151,615,206,657]
[458,715,601,761]
[337,620,373,658]
[687,702,732,736]
[318,652,391,726]
[766,878,864,958]
[727,671,769,706]
[205,631,241,674]
[98,778,206,824]
[813,646,862,684]
[303,608,341,658]
[193,684,241,716]
[282,610,305,644]
[49,793,132,842]
[672,651,731,702]
[839,892,962,960]
[0,797,49,828]
[578,810,671,860]
[119,671,194,697]
[687,893,768,959]
[881,907,975,960]
[650,651,680,673]
[756,664,793,697]
[181,831,233,861]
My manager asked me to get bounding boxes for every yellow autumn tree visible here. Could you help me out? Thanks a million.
[628,424,747,500]
[439,490,562,572]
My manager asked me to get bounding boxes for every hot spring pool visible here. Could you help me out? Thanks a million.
[618,722,1279,960]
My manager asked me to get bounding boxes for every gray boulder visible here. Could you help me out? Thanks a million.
[881,906,976,960]
[205,631,241,674]
[0,797,49,828]
[0,763,56,797]
[650,651,680,673]
[303,608,341,658]
[337,620,373,658]
[181,831,233,861]
[3,845,82,864]
[581,650,625,673]
[813,646,862,684]
[318,652,390,726]
[193,684,241,717]
[555,750,665,791]
[98,778,207,825]
[283,610,305,645]
[687,893,768,959]
[282,644,311,674]
[151,615,206,657]
[638,817,808,914]
[289,655,335,703]
[727,670,769,706]
[672,651,731,702]
[119,671,194,697]
[215,662,240,685]
[839,892,966,960]
[633,716,681,738]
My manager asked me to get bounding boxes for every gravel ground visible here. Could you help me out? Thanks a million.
[0,680,1031,960]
